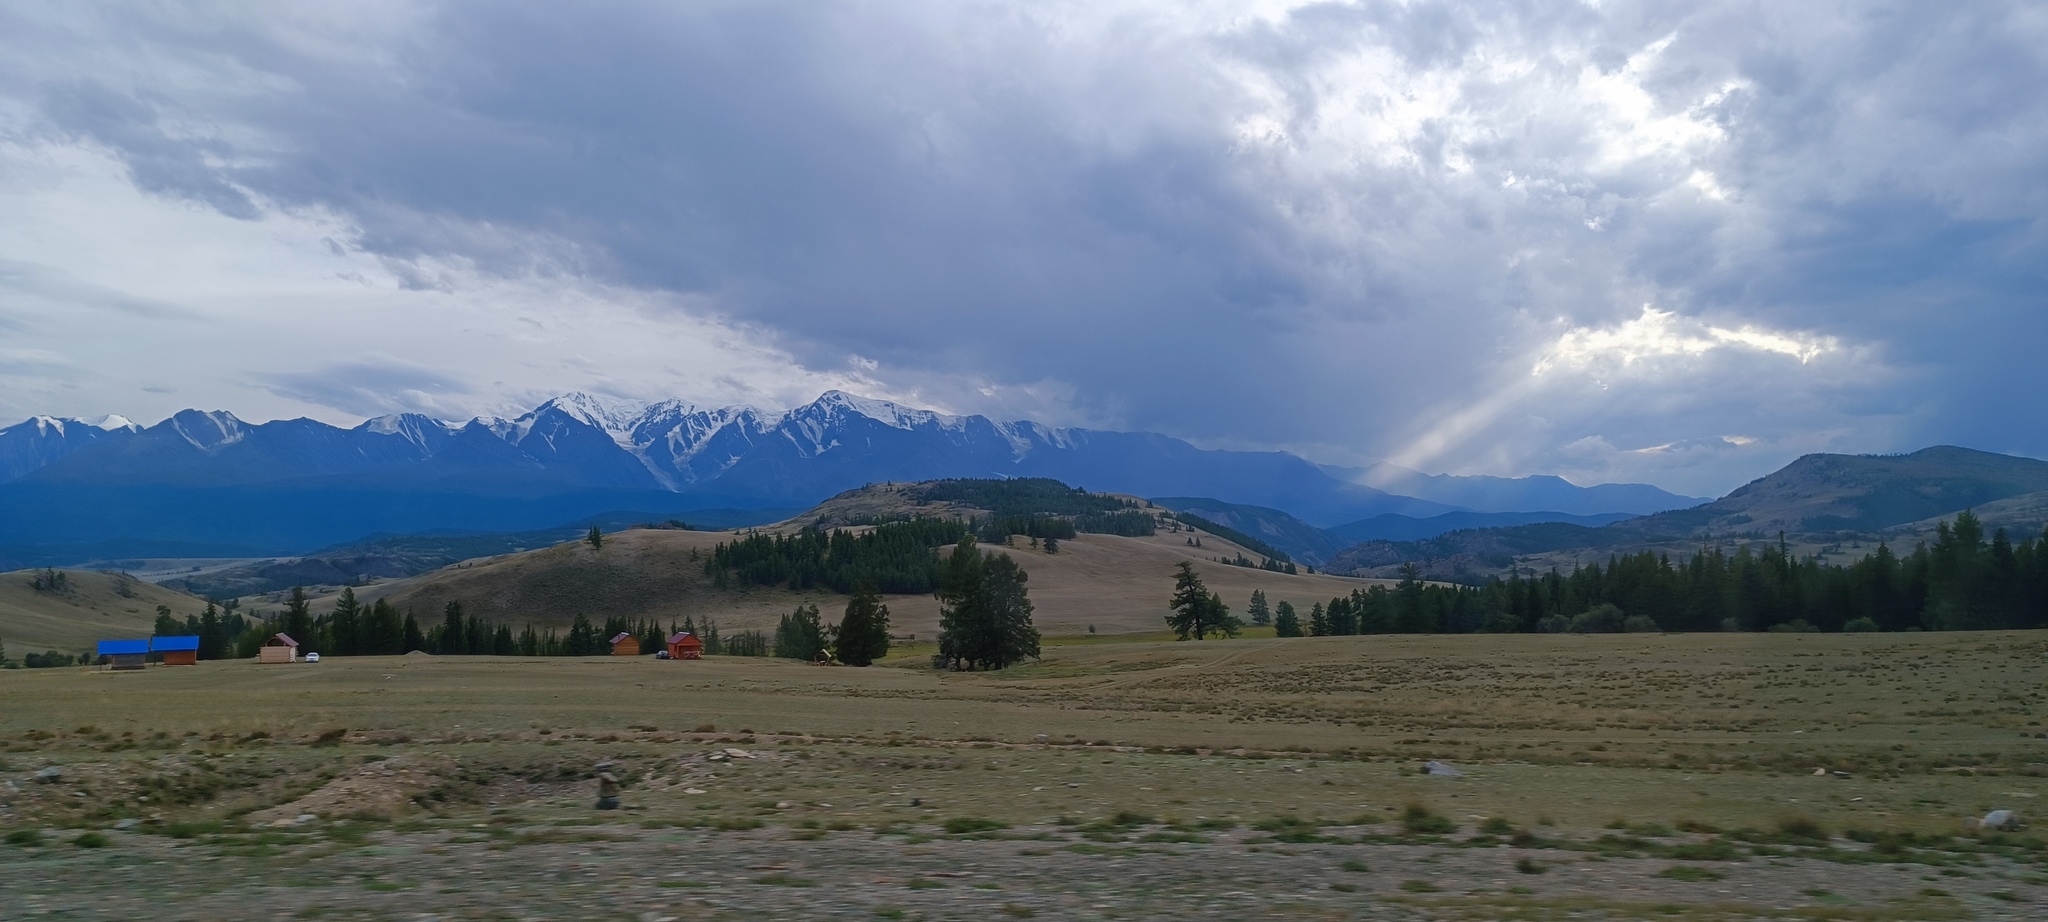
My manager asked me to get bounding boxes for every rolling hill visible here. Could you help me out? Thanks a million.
[0,568,214,655]
[1324,446,2048,581]
[261,481,1393,638]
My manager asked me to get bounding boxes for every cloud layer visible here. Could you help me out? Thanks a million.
[2,1,2043,496]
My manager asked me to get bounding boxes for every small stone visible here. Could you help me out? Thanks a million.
[33,767,61,783]
[1812,768,1828,776]
[115,819,141,830]
[295,814,318,825]
[683,788,707,795]
[1033,734,1049,743]
[1424,761,1463,777]
[775,801,792,809]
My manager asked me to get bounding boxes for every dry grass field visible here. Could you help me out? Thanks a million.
[288,527,1395,637]
[2,630,2044,919]
[0,568,212,654]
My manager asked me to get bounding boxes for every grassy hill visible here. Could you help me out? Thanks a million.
[287,520,1389,638]
[0,568,215,655]
[1327,446,2048,581]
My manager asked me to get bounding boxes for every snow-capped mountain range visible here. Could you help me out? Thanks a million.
[0,391,1702,563]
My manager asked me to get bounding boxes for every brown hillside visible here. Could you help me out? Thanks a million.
[296,526,1390,638]
[0,569,215,655]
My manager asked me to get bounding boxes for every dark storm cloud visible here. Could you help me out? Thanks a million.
[3,1,2044,493]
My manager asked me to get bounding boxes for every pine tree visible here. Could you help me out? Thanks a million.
[198,604,226,660]
[282,587,314,643]
[439,602,466,655]
[587,525,604,550]
[1165,561,1235,639]
[774,604,827,660]
[981,553,1040,668]
[1273,600,1303,637]
[330,588,362,657]
[834,580,893,666]
[1308,601,1329,636]
[1247,590,1271,626]
[936,537,1040,670]
[402,612,425,653]
[1043,535,1059,554]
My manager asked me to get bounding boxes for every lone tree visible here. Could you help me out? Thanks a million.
[1166,561,1242,640]
[1273,600,1303,637]
[1043,535,1059,555]
[936,536,1041,671]
[1246,590,1272,626]
[834,580,892,666]
[587,525,604,550]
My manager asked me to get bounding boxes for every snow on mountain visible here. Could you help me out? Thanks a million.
[167,410,248,452]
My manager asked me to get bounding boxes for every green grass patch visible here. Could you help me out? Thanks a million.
[943,816,1008,835]
[1657,865,1725,882]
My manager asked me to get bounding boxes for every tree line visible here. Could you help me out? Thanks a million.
[1289,513,2048,635]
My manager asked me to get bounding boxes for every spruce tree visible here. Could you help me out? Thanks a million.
[1247,590,1271,626]
[402,612,425,652]
[587,525,604,550]
[774,604,827,660]
[282,587,314,643]
[330,588,362,656]
[834,580,893,666]
[981,553,1040,668]
[1273,600,1303,637]
[1043,535,1059,554]
[440,602,466,655]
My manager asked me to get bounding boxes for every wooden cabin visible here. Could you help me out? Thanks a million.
[609,632,641,656]
[152,635,200,666]
[666,632,703,660]
[259,633,299,664]
[97,638,149,671]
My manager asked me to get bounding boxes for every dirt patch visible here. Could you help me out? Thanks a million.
[244,756,446,825]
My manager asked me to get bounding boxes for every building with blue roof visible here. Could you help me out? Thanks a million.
[97,638,149,670]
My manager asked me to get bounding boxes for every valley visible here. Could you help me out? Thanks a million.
[1,630,2042,918]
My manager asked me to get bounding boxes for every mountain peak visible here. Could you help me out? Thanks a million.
[794,390,960,431]
[534,392,650,434]
[165,409,247,451]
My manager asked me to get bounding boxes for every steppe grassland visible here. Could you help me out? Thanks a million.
[0,569,206,652]
[2,630,2042,838]
[296,528,1397,636]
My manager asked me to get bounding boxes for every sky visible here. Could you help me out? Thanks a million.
[0,1,2042,498]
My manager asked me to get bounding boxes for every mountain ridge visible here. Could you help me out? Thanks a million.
[1,391,1704,564]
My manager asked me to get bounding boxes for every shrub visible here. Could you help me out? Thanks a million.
[5,829,44,847]
[1767,619,1821,634]
[1568,604,1626,634]
[1659,866,1725,882]
[943,817,1008,835]
[1515,858,1547,874]
[1536,614,1571,634]
[1401,803,1456,835]
[1775,813,1828,843]
[1478,817,1515,835]
[1842,617,1881,633]
[1621,615,1662,633]
[73,832,110,849]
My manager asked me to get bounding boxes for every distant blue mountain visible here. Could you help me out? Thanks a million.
[1321,462,1705,516]
[0,391,1697,564]
[1323,510,1642,545]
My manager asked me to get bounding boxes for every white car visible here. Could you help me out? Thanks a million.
[304,652,321,663]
